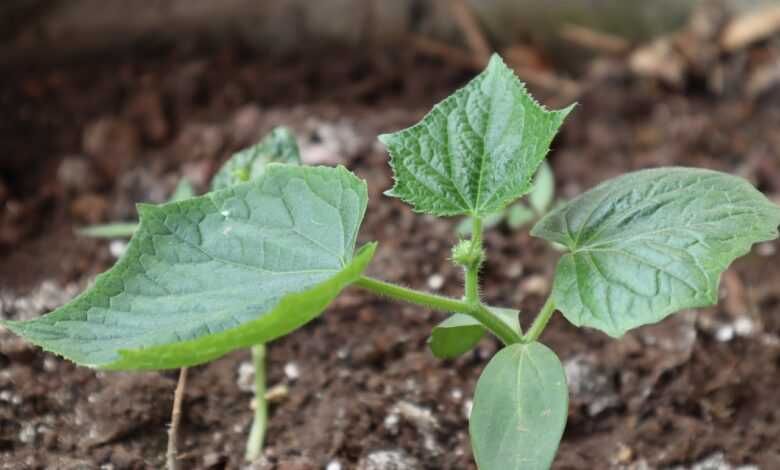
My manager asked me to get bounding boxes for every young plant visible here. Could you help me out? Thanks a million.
[4,55,780,469]
[78,126,302,466]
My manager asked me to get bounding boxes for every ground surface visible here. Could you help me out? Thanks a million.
[1,45,780,470]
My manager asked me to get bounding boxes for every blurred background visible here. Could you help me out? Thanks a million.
[2,1,780,469]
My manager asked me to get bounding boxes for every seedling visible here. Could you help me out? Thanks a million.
[5,55,780,469]
[78,126,302,466]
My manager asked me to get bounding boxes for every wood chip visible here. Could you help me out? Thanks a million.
[721,5,780,51]
[559,23,630,54]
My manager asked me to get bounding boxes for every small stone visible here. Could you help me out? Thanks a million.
[237,360,255,392]
[733,317,755,337]
[357,449,421,470]
[325,461,343,470]
[757,242,776,257]
[384,412,400,434]
[284,362,300,381]
[203,452,222,467]
[427,274,444,290]
[57,157,99,192]
[520,275,549,296]
[109,240,128,259]
[395,401,439,430]
[715,324,735,342]
[506,262,523,279]
[463,399,473,419]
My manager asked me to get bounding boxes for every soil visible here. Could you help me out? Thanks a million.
[2,43,780,469]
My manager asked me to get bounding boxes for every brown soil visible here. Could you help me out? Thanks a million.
[1,45,780,470]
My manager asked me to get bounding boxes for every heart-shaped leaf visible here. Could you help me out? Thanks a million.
[532,167,780,337]
[428,308,519,359]
[211,126,301,191]
[381,54,573,218]
[3,165,373,370]
[470,342,568,470]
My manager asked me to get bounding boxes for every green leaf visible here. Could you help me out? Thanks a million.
[506,204,536,229]
[428,308,519,359]
[211,126,301,191]
[528,161,554,215]
[470,342,568,470]
[531,167,780,337]
[170,177,196,201]
[4,165,373,370]
[78,222,139,239]
[381,54,573,217]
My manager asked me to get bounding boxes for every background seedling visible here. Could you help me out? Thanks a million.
[76,126,301,467]
[4,55,780,469]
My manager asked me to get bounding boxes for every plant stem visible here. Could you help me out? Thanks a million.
[464,217,482,304]
[245,344,267,462]
[166,367,188,470]
[354,276,522,345]
[524,296,557,342]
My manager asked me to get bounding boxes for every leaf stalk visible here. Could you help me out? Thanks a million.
[354,276,521,345]
[523,296,557,342]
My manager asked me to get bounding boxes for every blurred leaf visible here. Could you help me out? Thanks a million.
[170,177,196,201]
[529,161,554,215]
[77,222,139,239]
[211,126,301,191]
[506,204,536,229]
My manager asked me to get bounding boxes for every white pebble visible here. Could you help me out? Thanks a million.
[326,461,342,470]
[757,242,776,256]
[715,325,734,342]
[427,274,445,290]
[109,240,128,258]
[463,399,473,419]
[734,317,755,337]
[284,362,300,381]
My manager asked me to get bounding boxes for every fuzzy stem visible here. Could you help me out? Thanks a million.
[464,217,483,304]
[354,276,522,345]
[245,344,268,462]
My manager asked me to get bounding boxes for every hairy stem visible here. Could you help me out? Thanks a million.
[354,276,522,345]
[245,344,268,462]
[166,367,188,470]
[464,217,482,304]
[524,296,557,342]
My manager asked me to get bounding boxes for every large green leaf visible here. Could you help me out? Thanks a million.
[531,167,780,337]
[3,165,373,370]
[470,342,568,470]
[211,126,301,191]
[381,54,573,217]
[428,308,519,359]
